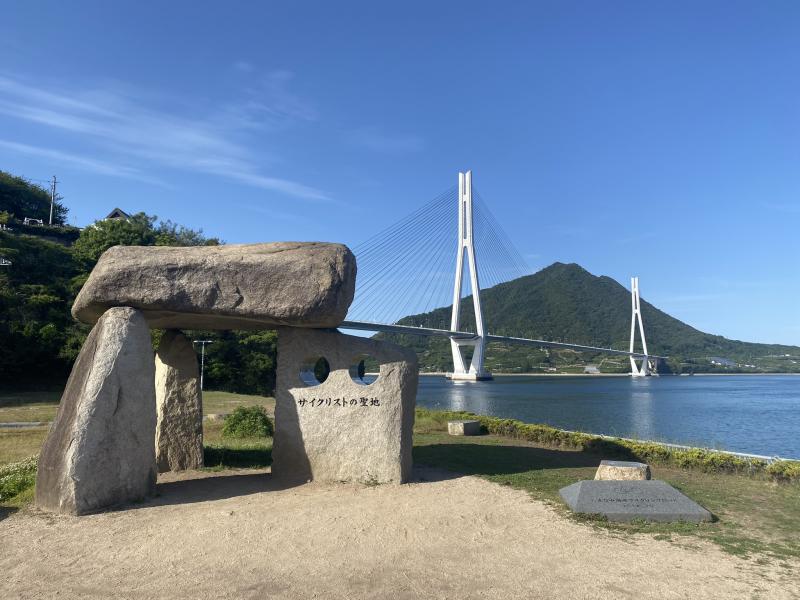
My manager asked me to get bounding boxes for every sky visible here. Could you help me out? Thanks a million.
[1,1,799,345]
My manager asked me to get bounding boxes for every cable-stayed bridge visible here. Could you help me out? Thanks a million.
[341,171,664,380]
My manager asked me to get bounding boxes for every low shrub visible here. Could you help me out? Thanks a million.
[0,456,38,502]
[222,406,274,439]
[766,460,800,482]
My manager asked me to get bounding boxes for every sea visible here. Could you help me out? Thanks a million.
[412,374,800,459]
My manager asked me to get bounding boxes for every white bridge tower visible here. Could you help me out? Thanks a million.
[447,171,492,381]
[629,276,653,377]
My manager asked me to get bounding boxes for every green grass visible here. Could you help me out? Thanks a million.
[202,420,272,469]
[2,393,798,562]
[0,389,273,424]
[413,417,800,561]
[201,391,274,417]
[0,427,49,465]
[0,390,60,423]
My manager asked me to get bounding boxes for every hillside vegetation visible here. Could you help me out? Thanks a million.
[0,170,277,393]
[382,263,800,374]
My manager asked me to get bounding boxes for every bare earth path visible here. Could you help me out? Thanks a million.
[2,467,797,599]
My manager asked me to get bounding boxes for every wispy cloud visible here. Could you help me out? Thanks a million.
[347,128,424,153]
[0,73,329,201]
[0,139,166,186]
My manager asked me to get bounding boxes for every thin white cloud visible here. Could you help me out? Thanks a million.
[348,128,424,153]
[0,139,166,186]
[0,73,329,201]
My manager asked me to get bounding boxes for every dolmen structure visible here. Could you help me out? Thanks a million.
[36,242,418,515]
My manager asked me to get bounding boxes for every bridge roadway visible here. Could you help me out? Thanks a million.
[339,321,666,360]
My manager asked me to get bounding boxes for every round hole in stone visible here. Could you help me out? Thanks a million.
[299,356,330,386]
[349,353,377,385]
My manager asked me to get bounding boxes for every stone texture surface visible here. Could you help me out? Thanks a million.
[272,327,417,484]
[448,420,481,436]
[36,307,157,515]
[559,480,713,523]
[594,460,651,481]
[155,330,203,473]
[72,242,356,330]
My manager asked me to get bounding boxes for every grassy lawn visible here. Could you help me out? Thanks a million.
[0,427,50,465]
[0,389,274,468]
[2,391,798,563]
[0,390,60,423]
[0,389,273,424]
[201,391,274,417]
[414,428,800,562]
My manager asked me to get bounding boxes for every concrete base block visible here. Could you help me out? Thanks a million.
[448,420,482,436]
[594,460,651,481]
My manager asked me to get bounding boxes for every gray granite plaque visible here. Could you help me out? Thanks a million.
[559,480,713,523]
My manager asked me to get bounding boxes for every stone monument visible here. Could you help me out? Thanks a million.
[559,479,713,523]
[272,327,417,484]
[36,241,419,515]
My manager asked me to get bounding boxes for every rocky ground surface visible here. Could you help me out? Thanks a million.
[2,467,797,599]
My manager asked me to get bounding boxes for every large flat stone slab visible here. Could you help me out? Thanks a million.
[272,327,417,484]
[72,242,356,330]
[36,307,157,515]
[559,480,713,523]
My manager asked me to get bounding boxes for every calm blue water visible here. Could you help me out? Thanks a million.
[412,375,800,459]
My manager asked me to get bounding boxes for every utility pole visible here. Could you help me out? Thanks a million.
[49,175,57,225]
[193,340,214,391]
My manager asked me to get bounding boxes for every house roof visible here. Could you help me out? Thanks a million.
[105,208,131,220]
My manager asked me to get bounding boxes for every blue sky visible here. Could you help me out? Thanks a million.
[1,1,799,345]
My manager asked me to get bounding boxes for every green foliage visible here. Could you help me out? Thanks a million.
[0,174,222,385]
[385,263,800,373]
[72,213,158,264]
[71,212,219,266]
[767,460,800,482]
[198,329,278,396]
[0,231,89,382]
[414,409,800,483]
[0,171,67,225]
[222,405,274,439]
[0,456,37,502]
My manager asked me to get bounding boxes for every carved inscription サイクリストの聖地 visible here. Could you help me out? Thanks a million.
[297,397,381,408]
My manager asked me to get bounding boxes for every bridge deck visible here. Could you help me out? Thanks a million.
[339,321,665,360]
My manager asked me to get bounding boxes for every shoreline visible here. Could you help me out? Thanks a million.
[416,371,800,377]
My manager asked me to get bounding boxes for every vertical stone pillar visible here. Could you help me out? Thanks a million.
[272,327,417,484]
[154,330,203,472]
[36,307,157,515]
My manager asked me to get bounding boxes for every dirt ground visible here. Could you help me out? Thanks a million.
[2,467,798,600]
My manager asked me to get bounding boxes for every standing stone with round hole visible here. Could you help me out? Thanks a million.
[272,327,418,484]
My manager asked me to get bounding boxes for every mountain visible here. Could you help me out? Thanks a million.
[379,262,800,374]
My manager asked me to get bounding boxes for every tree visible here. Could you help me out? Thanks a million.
[72,212,220,266]
[0,171,68,225]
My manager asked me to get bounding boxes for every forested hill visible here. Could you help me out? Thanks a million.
[383,262,800,374]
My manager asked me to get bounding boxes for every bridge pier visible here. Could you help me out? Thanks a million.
[447,170,493,382]
[629,276,651,377]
